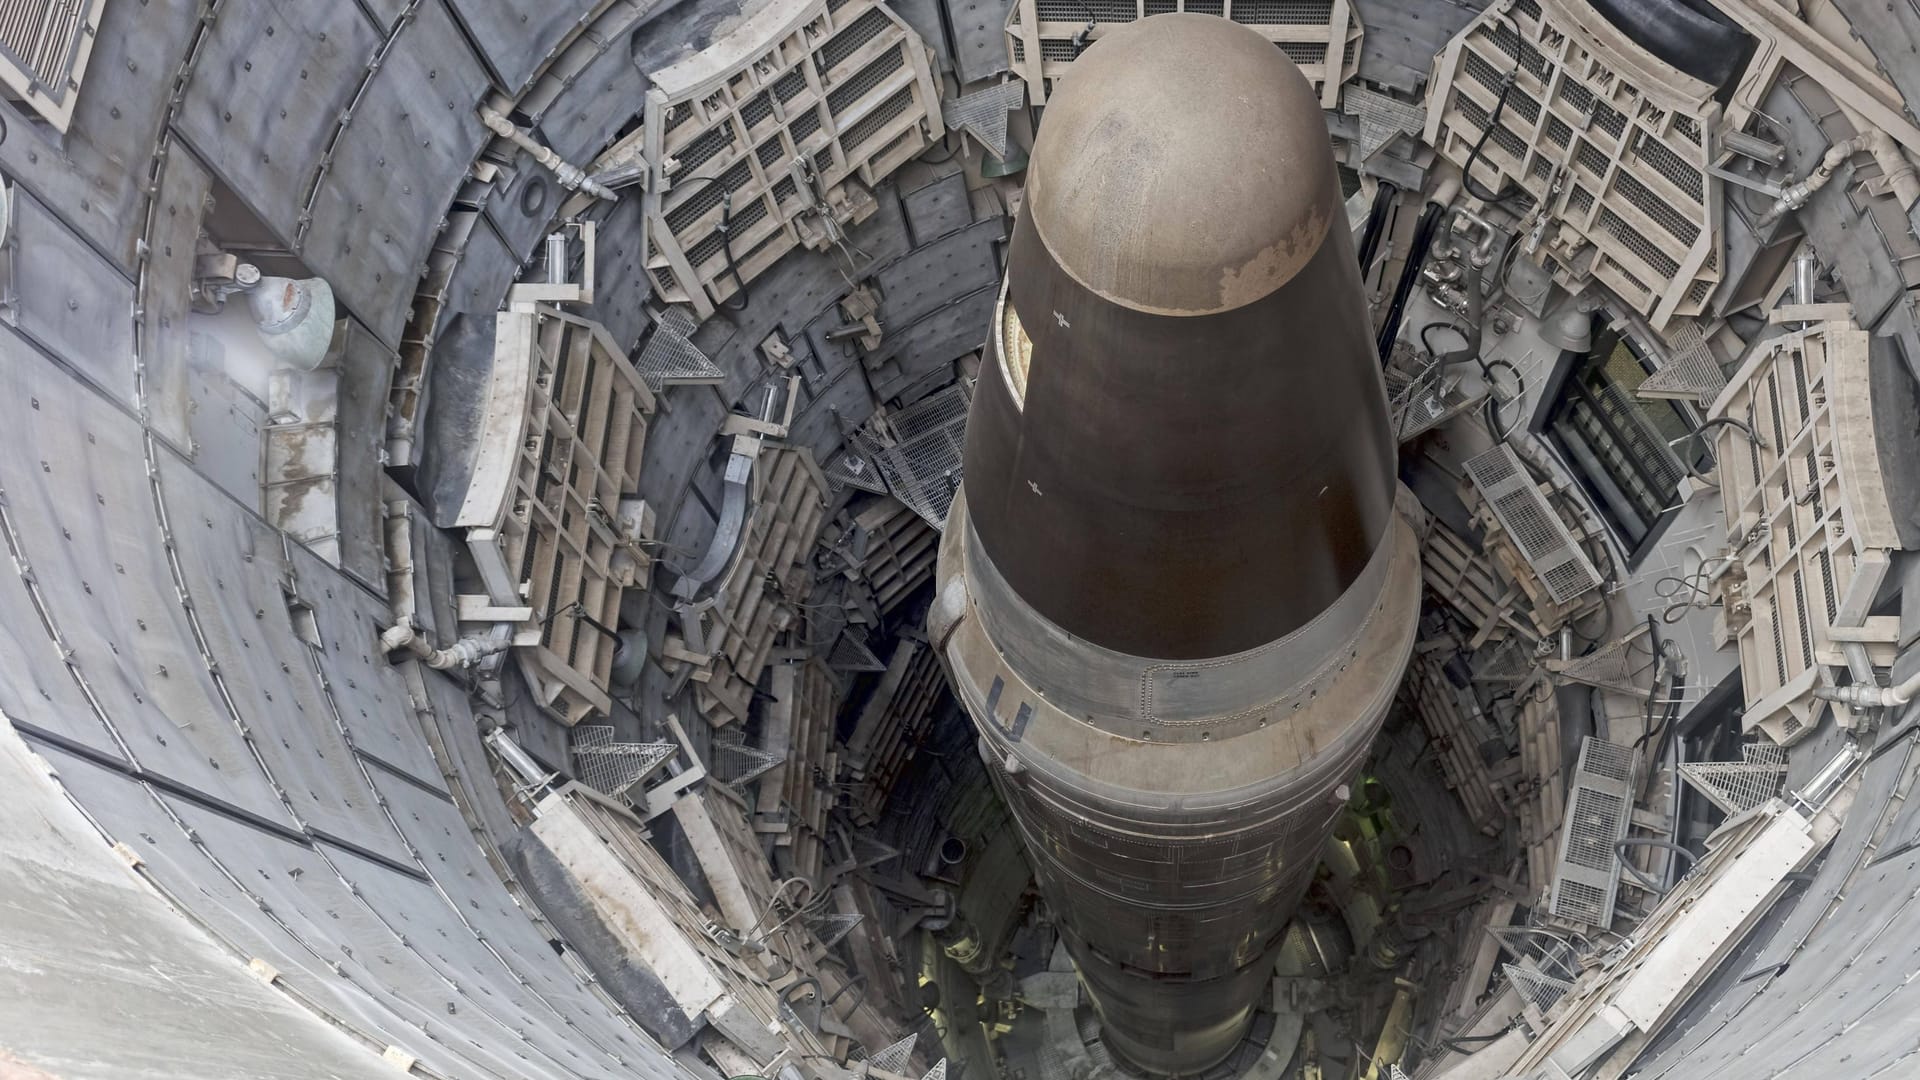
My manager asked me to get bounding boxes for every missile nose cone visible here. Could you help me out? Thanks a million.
[1027,13,1339,315]
[965,13,1396,662]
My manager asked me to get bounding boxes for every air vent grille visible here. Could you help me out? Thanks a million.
[1547,737,1636,927]
[1462,445,1601,604]
[0,0,103,131]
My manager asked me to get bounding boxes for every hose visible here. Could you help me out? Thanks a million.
[1481,357,1524,440]
[1615,837,1696,894]
[1375,202,1445,364]
[718,193,751,312]
[1461,13,1536,206]
[1355,180,1398,275]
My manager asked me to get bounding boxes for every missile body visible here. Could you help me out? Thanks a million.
[928,14,1421,1075]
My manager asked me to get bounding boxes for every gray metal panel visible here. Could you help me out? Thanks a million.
[634,385,727,522]
[416,665,523,843]
[0,516,118,760]
[362,766,687,1076]
[282,540,447,786]
[0,0,202,269]
[0,340,294,820]
[1826,0,1920,181]
[30,744,562,1080]
[336,320,397,592]
[481,149,567,263]
[154,452,414,866]
[1633,739,1917,1078]
[11,190,137,407]
[583,191,654,351]
[446,0,599,94]
[1349,0,1486,94]
[0,95,141,271]
[890,0,951,74]
[788,355,882,461]
[173,1,381,243]
[944,0,1012,85]
[1764,74,1919,336]
[0,729,391,1080]
[142,140,215,452]
[874,217,1003,328]
[356,0,415,29]
[534,28,654,165]
[867,283,996,400]
[301,0,493,345]
[901,171,975,246]
[440,211,521,329]
[160,789,595,1080]
[417,310,500,525]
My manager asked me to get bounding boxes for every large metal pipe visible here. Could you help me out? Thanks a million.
[930,15,1420,1075]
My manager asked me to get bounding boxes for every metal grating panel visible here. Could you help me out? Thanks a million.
[1342,86,1425,161]
[838,85,914,152]
[1547,737,1636,927]
[711,728,786,787]
[867,385,971,530]
[820,7,894,70]
[634,308,725,388]
[1463,444,1601,605]
[944,80,1025,159]
[1679,742,1788,816]
[1631,133,1704,202]
[825,447,890,493]
[1504,962,1575,1013]
[890,381,970,439]
[1228,0,1332,23]
[1550,629,1648,695]
[828,630,888,672]
[827,47,907,114]
[1008,0,1359,100]
[922,1061,948,1080]
[803,910,863,948]
[870,1034,918,1073]
[573,726,679,795]
[1638,319,1726,404]
[1388,357,1479,441]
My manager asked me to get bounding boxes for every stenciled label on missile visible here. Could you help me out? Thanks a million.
[982,675,1029,741]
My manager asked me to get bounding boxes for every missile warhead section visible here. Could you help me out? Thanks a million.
[930,13,1422,1075]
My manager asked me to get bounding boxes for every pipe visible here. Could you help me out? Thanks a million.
[1449,206,1497,268]
[380,621,509,670]
[1757,132,1875,226]
[1862,127,1920,211]
[479,106,618,201]
[1438,236,1484,369]
[485,728,555,790]
[1815,673,1920,708]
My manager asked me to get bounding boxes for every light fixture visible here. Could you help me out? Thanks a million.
[246,275,337,370]
[1539,295,1594,353]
